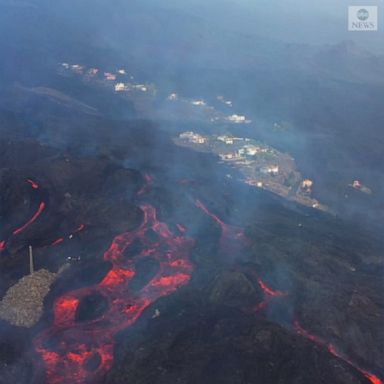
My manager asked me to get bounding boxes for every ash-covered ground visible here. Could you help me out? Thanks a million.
[0,82,383,384]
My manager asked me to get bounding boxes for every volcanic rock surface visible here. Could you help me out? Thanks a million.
[0,90,382,384]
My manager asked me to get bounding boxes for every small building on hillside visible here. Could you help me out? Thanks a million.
[104,72,117,81]
[260,165,279,176]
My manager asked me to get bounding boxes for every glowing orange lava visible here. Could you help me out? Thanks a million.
[99,267,135,288]
[18,177,380,384]
[176,223,187,234]
[50,224,86,248]
[27,179,39,189]
[362,371,383,384]
[195,199,226,227]
[294,320,382,384]
[54,296,81,327]
[33,204,194,383]
[74,224,85,233]
[137,173,152,196]
[195,198,246,251]
[1,179,46,249]
[257,278,288,298]
[13,201,46,236]
[194,197,382,384]
[51,238,64,246]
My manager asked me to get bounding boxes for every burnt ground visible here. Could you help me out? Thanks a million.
[0,87,383,384]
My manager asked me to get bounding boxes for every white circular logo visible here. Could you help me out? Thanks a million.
[357,8,369,21]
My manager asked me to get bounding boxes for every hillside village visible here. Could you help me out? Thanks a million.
[58,63,251,124]
[58,62,342,212]
[174,131,328,211]
[56,61,373,208]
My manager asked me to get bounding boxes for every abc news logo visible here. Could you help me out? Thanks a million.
[348,6,378,31]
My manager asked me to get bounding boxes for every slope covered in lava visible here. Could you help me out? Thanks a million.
[0,95,382,384]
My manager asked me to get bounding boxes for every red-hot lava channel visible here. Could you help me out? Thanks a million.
[27,178,40,189]
[195,199,246,250]
[33,204,194,384]
[0,179,45,253]
[257,277,287,298]
[194,198,382,384]
[294,320,382,384]
[51,238,64,246]
[195,199,286,308]
[12,201,46,235]
[137,173,152,196]
[250,276,288,313]
[50,224,86,247]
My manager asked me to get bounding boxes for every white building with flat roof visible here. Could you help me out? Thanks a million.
[115,83,127,92]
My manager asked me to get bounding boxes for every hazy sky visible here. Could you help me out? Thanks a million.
[152,0,384,53]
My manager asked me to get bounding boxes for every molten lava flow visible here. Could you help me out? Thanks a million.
[194,199,286,312]
[245,274,287,314]
[195,199,225,227]
[74,224,85,233]
[12,201,46,236]
[257,278,287,298]
[20,174,379,384]
[27,179,39,189]
[362,372,383,384]
[0,179,46,252]
[137,173,152,196]
[54,296,81,327]
[33,204,194,384]
[51,238,64,246]
[99,267,135,288]
[176,223,187,234]
[194,197,381,383]
[195,199,246,251]
[294,320,383,384]
[50,224,86,247]
[294,320,329,346]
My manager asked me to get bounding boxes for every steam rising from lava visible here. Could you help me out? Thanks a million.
[195,198,246,254]
[4,177,380,384]
[33,204,194,383]
[195,198,383,384]
[294,321,383,384]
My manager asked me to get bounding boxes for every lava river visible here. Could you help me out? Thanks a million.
[195,198,247,253]
[0,179,46,253]
[33,204,194,384]
[195,198,383,384]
